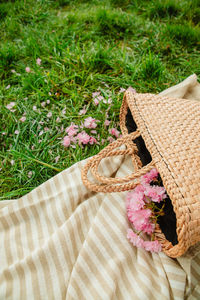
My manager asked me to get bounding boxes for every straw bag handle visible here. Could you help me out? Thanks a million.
[81,131,155,193]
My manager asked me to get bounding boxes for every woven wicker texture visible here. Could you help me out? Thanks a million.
[124,91,200,257]
[82,91,200,258]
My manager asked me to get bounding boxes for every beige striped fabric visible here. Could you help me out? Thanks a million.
[0,74,200,300]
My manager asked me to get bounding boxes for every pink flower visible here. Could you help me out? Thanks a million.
[79,106,87,115]
[41,101,46,107]
[92,91,100,98]
[36,58,42,66]
[127,229,144,248]
[94,98,99,105]
[25,67,31,73]
[104,119,110,126]
[20,116,26,122]
[90,130,97,134]
[6,102,16,110]
[109,128,120,138]
[65,123,78,137]
[89,136,97,145]
[126,190,145,211]
[33,106,37,111]
[141,168,159,184]
[119,87,126,94]
[142,222,155,235]
[28,171,33,178]
[63,136,71,147]
[97,95,104,101]
[127,86,136,93]
[5,84,10,90]
[47,112,52,118]
[77,131,90,145]
[14,130,19,135]
[143,240,162,253]
[84,117,99,129]
[46,99,50,104]
[56,117,60,123]
[134,184,145,194]
[144,185,166,203]
[128,209,152,232]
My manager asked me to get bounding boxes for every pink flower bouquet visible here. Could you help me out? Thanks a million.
[126,168,167,253]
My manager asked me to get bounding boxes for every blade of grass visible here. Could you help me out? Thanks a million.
[9,150,63,172]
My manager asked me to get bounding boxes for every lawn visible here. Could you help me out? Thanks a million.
[0,0,199,199]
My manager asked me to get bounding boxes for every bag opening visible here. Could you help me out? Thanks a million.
[126,108,178,246]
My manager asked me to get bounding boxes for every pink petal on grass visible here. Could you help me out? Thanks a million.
[119,87,126,94]
[79,106,87,115]
[6,102,16,110]
[104,119,110,126]
[63,136,71,147]
[28,171,33,178]
[65,123,78,136]
[84,117,99,129]
[55,155,60,163]
[89,136,97,145]
[77,131,90,145]
[25,67,31,73]
[36,58,42,66]
[47,112,52,118]
[109,128,120,138]
[90,130,97,134]
[10,160,15,166]
[20,116,26,122]
[93,98,99,105]
[127,86,136,93]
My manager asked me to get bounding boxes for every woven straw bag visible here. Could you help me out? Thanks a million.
[81,91,200,258]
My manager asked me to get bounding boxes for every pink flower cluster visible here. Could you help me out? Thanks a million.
[63,118,98,147]
[92,90,112,106]
[126,168,167,253]
[127,229,162,252]
[109,128,120,138]
[84,117,99,129]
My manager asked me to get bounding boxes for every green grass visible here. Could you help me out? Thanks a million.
[0,0,200,199]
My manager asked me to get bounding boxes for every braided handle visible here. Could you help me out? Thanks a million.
[81,132,155,193]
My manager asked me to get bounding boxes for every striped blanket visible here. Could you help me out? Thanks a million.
[1,74,200,299]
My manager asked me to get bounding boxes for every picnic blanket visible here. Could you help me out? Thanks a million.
[0,74,200,300]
